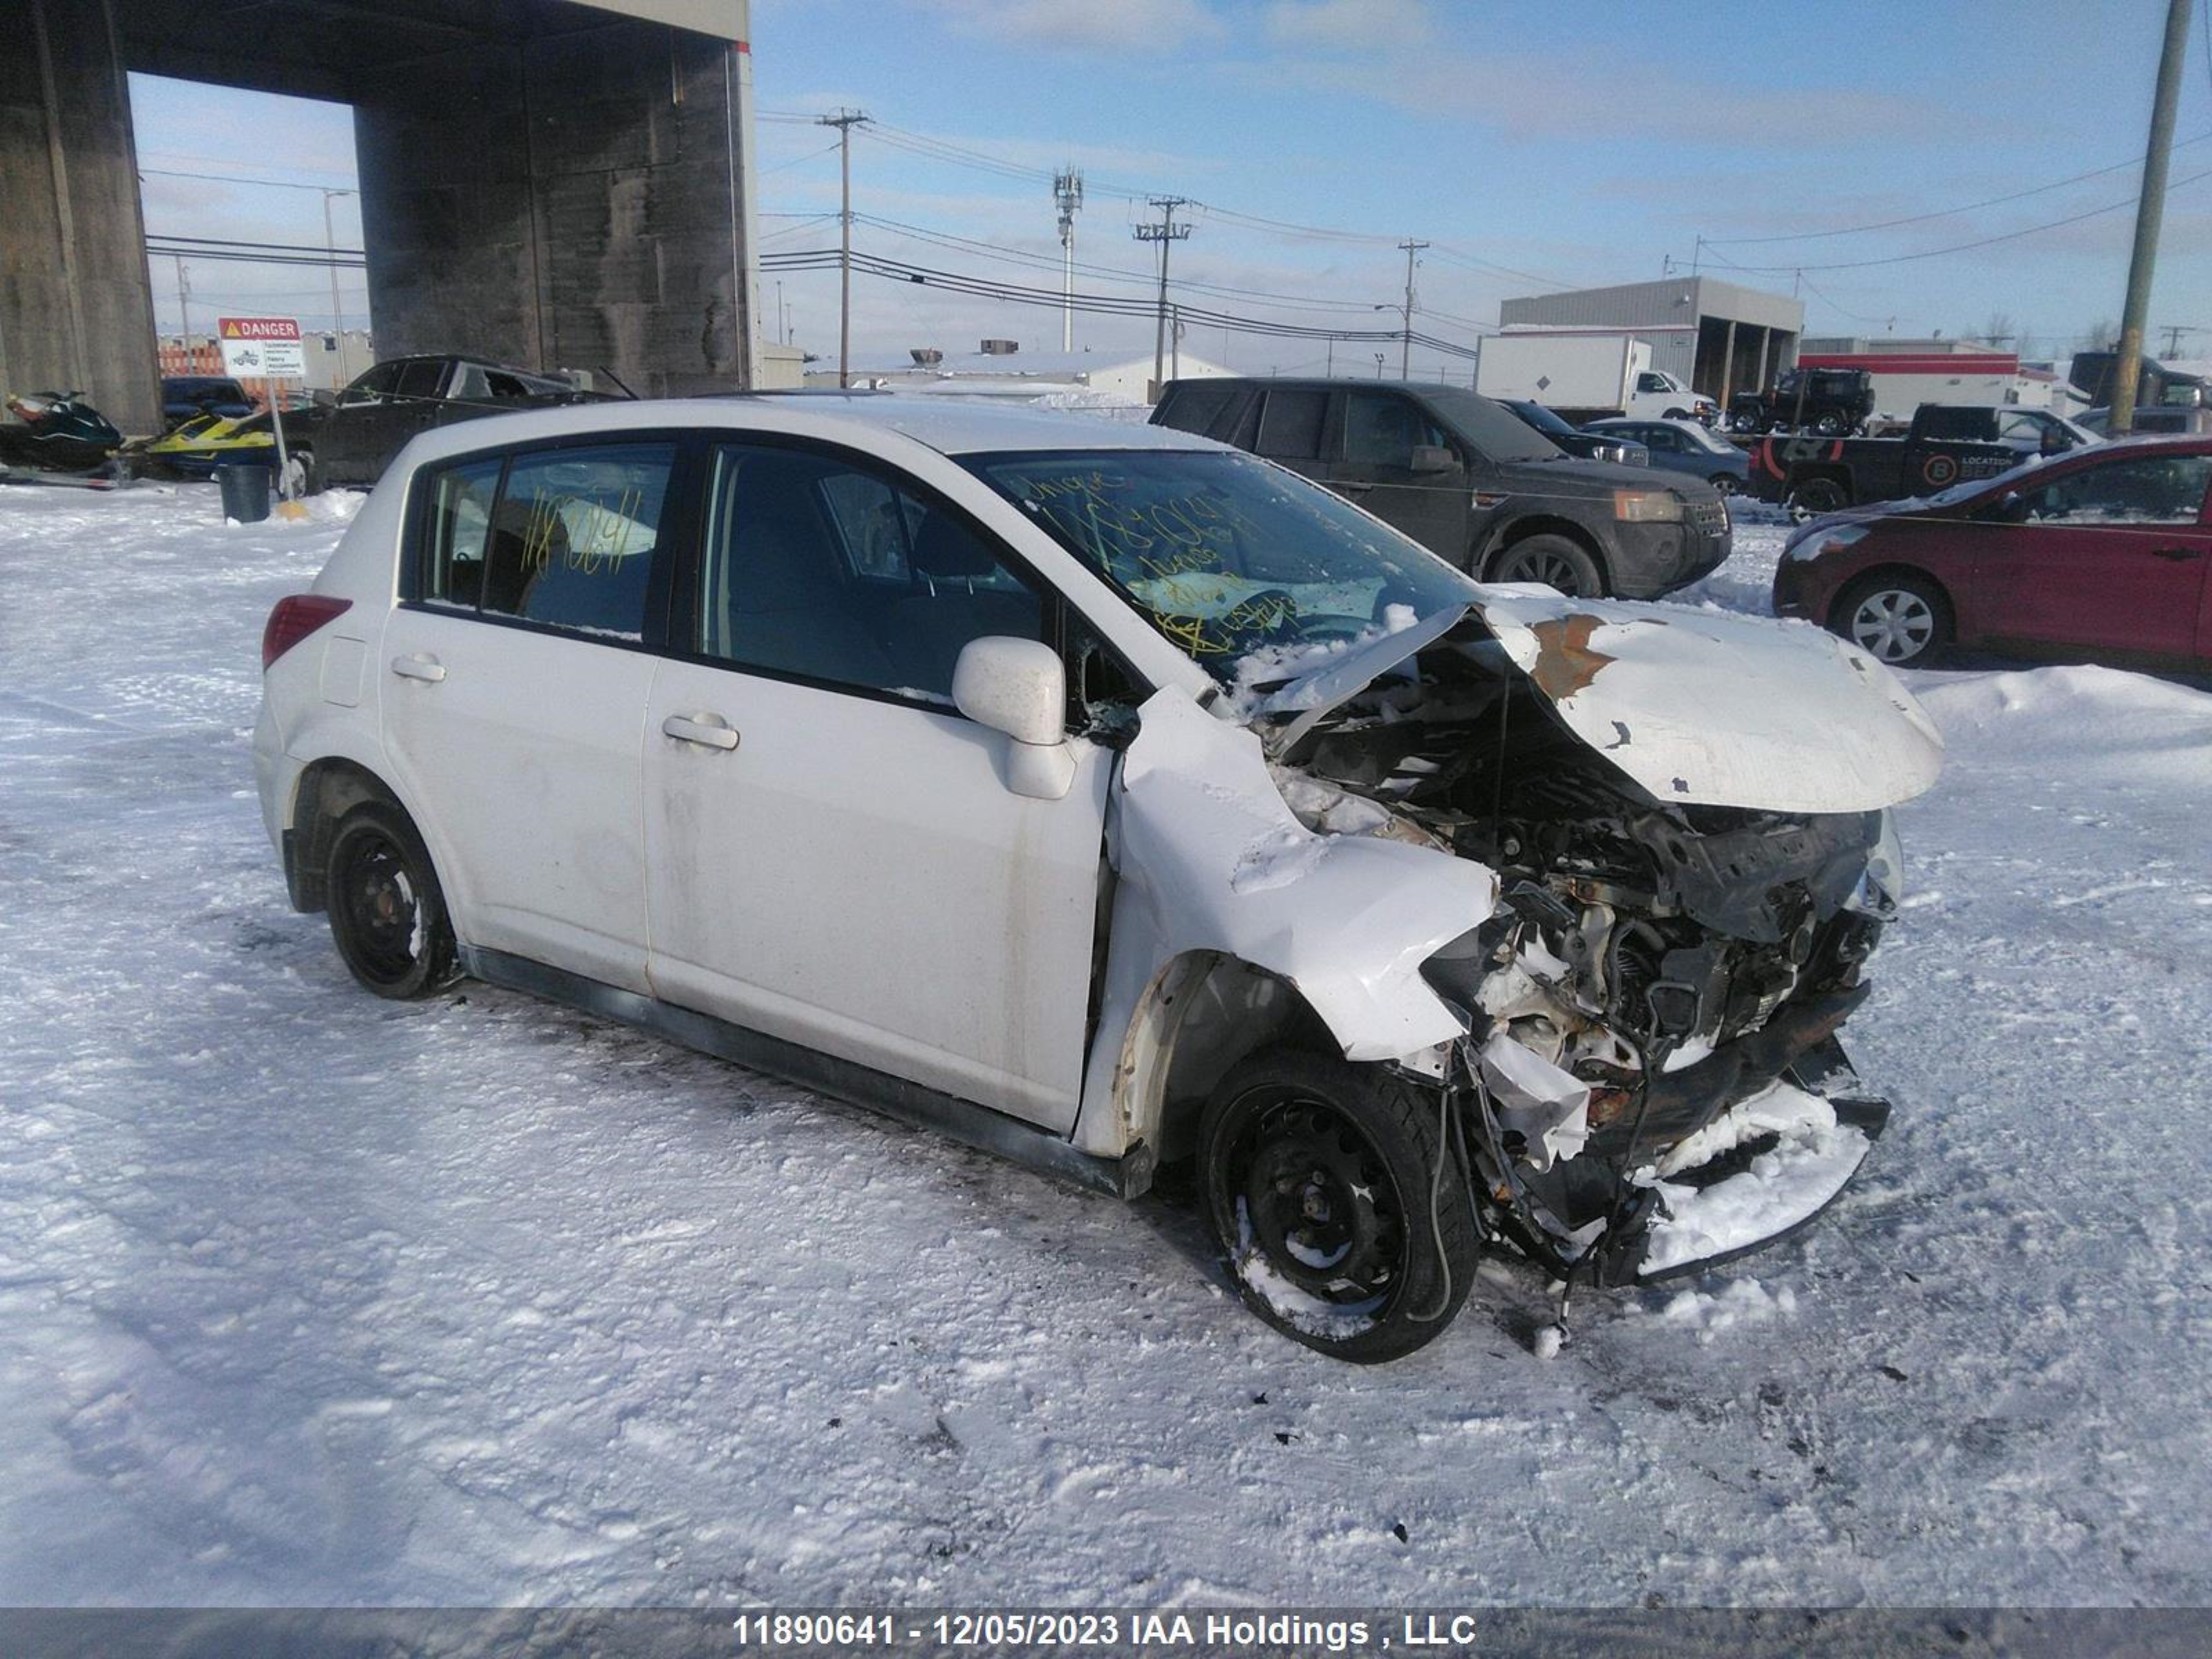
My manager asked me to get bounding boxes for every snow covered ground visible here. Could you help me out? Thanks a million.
[3,482,2210,1609]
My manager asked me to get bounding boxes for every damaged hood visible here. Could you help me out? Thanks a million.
[1470,590,1944,814]
[1254,591,1944,816]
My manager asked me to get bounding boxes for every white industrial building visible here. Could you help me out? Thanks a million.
[811,343,1232,407]
[1498,276,1804,406]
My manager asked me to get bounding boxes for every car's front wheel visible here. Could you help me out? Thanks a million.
[1198,1051,1477,1363]
[1834,571,1951,668]
[324,800,458,998]
[1486,534,1604,597]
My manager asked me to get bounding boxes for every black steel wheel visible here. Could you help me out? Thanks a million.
[1487,533,1604,597]
[1791,476,1850,516]
[1198,1051,1477,1362]
[324,800,457,999]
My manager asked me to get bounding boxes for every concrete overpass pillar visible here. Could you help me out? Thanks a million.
[355,10,760,395]
[0,0,162,435]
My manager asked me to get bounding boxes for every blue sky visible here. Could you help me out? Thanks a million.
[133,0,2212,377]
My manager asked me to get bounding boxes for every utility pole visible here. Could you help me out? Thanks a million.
[818,108,869,387]
[1053,168,1084,353]
[172,254,192,348]
[1396,238,1427,379]
[2110,0,2192,434]
[321,187,355,382]
[1134,196,1191,400]
[2160,324,2199,356]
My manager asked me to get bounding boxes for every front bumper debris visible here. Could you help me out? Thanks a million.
[1616,1035,1890,1285]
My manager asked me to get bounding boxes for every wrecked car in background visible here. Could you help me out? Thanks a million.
[254,400,1941,1363]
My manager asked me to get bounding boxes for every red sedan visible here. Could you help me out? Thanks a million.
[1772,435,2212,670]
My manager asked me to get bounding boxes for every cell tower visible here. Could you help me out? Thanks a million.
[1053,168,1084,352]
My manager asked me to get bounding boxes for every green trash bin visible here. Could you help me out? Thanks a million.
[217,463,273,524]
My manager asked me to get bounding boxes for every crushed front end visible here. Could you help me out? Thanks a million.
[1263,606,1929,1289]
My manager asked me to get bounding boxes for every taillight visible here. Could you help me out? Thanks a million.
[262,594,353,670]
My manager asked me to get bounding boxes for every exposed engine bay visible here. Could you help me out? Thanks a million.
[1265,628,1902,1284]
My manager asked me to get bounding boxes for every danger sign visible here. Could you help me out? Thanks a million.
[217,315,306,379]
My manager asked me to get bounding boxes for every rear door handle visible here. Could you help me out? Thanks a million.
[1335,480,1374,494]
[662,713,740,751]
[391,654,446,682]
[2149,545,2205,561]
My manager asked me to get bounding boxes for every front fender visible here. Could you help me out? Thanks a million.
[1072,688,1496,1157]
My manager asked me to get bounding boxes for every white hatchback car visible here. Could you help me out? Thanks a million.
[256,397,1942,1361]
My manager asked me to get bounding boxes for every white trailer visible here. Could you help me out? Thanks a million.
[1475,330,1712,423]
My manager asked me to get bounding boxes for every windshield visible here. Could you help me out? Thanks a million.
[1419,386,1562,462]
[1507,400,1577,438]
[963,448,1481,679]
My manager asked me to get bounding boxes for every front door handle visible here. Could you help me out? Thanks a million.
[662,713,740,751]
[391,654,446,682]
[2149,545,2205,561]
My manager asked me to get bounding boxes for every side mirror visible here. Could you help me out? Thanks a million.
[1983,490,2030,524]
[952,637,1076,800]
[312,389,337,409]
[1409,442,1457,474]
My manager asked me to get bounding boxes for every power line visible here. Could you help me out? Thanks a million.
[150,232,365,256]
[1699,166,2212,272]
[1702,130,2212,245]
[758,247,1483,357]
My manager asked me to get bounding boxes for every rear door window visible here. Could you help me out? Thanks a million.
[1342,392,1445,466]
[474,444,677,637]
[395,359,447,401]
[1256,391,1327,460]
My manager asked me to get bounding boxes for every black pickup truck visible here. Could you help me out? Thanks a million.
[1746,403,2095,512]
[290,355,626,487]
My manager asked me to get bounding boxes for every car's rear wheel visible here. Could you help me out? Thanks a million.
[1813,410,1845,435]
[1487,534,1604,597]
[1198,1051,1477,1363]
[324,800,457,998]
[1791,476,1850,516]
[1834,572,1951,668]
[1709,472,1738,494]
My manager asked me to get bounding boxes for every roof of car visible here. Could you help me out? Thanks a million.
[396,392,1221,468]
[1168,376,1471,397]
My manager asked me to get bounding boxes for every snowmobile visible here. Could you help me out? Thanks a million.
[0,391,126,476]
[141,408,279,478]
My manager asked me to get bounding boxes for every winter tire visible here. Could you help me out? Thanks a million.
[1487,534,1604,597]
[324,800,458,999]
[1198,1051,1478,1364]
[1791,476,1850,516]
[1834,571,1951,668]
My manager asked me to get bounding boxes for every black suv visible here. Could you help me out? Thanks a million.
[1727,368,1875,437]
[1151,378,1729,599]
[292,355,623,487]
